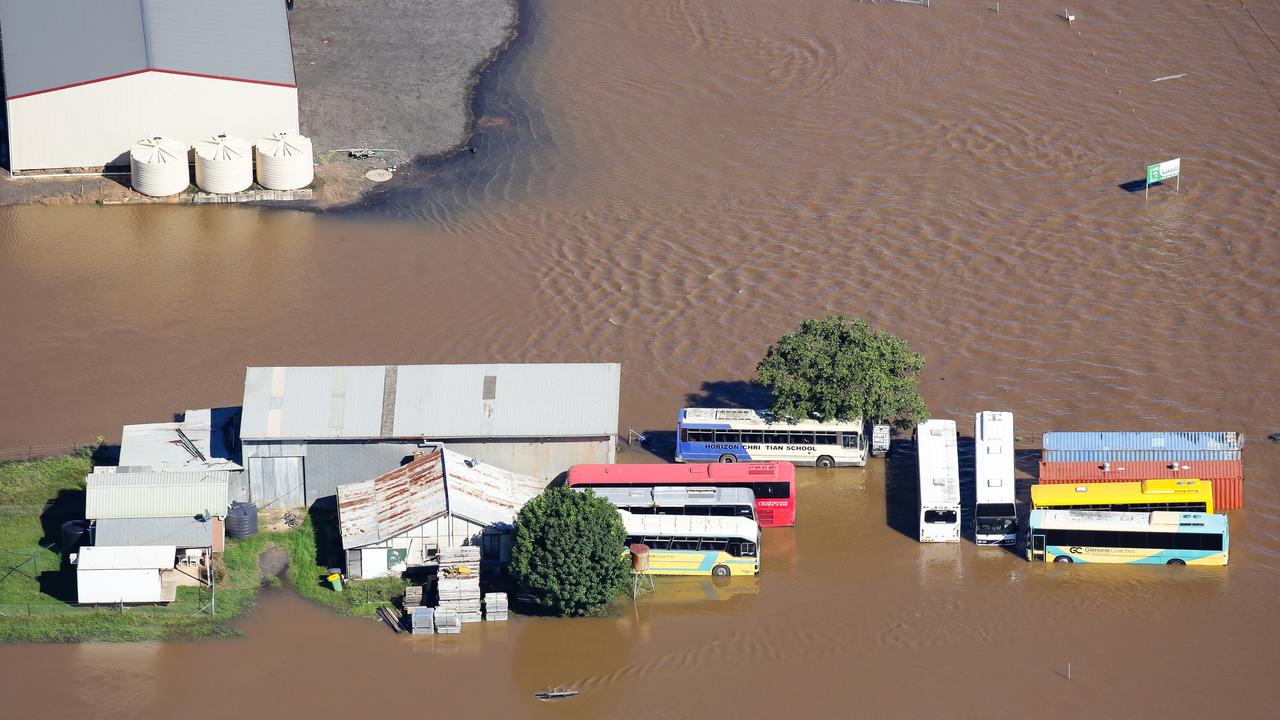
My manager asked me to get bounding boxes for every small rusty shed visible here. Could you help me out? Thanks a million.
[336,447,546,579]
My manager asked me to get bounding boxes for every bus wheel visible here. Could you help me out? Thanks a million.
[718,454,738,463]
[816,455,835,468]
[1167,558,1186,566]
[711,564,731,577]
[1053,556,1073,564]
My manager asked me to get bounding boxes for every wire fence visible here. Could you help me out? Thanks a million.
[0,443,93,463]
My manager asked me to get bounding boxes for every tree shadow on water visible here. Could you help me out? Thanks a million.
[684,380,772,409]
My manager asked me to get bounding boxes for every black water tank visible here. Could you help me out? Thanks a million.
[226,502,259,538]
[61,520,89,553]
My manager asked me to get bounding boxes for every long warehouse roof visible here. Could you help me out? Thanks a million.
[240,363,622,441]
[0,0,295,100]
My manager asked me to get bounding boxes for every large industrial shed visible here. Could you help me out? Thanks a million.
[239,363,621,509]
[0,0,298,172]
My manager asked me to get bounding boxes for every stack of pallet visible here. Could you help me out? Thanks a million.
[438,546,483,624]
[438,577,482,623]
[484,592,509,621]
[434,606,461,634]
[403,585,424,609]
[439,545,481,574]
[410,606,434,635]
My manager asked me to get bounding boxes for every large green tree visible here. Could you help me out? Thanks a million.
[508,486,630,616]
[755,315,928,429]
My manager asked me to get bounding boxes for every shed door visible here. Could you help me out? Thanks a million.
[249,457,305,509]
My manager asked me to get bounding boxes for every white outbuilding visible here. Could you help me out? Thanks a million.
[75,545,177,605]
[0,0,299,172]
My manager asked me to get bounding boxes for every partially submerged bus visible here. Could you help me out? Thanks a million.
[974,411,1017,546]
[619,510,760,577]
[576,485,756,520]
[675,408,867,468]
[1031,478,1214,514]
[916,419,961,543]
[1027,509,1229,565]
[568,462,796,527]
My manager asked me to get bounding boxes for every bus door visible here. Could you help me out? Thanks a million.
[1030,533,1046,562]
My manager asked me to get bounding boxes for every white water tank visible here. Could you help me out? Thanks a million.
[129,136,190,197]
[193,134,253,193]
[255,132,314,190]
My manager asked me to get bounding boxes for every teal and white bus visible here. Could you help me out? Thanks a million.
[1027,509,1229,566]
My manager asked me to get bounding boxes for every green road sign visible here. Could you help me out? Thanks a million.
[1146,158,1181,184]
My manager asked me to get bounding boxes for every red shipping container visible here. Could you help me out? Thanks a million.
[1037,460,1244,510]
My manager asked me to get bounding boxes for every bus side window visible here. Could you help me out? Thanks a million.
[714,430,741,443]
[687,429,714,443]
[741,431,763,444]
[842,434,859,448]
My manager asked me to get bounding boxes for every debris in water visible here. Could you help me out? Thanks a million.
[365,169,393,182]
[1151,73,1187,83]
[1268,432,1280,442]
[536,687,579,702]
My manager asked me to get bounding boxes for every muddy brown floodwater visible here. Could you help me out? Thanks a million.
[1,1,1279,717]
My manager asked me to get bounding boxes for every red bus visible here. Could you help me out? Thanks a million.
[567,462,796,527]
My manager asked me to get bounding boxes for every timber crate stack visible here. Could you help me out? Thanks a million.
[484,592,509,621]
[403,585,425,609]
[438,546,483,623]
[410,606,434,635]
[434,606,462,634]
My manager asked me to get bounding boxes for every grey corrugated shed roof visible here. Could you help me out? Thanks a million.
[95,517,221,548]
[85,471,231,520]
[241,366,386,440]
[0,0,294,99]
[241,363,621,441]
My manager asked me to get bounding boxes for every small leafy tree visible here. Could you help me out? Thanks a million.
[508,486,630,616]
[755,315,928,429]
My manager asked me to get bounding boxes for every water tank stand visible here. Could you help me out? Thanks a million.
[631,571,655,599]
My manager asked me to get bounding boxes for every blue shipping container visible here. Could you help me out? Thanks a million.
[1042,449,1242,463]
[1041,431,1243,453]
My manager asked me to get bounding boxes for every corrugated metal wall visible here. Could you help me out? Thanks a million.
[1037,460,1245,510]
[443,438,614,482]
[247,456,304,509]
[305,442,419,506]
[244,437,612,508]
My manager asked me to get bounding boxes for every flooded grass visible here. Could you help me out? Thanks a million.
[0,453,405,642]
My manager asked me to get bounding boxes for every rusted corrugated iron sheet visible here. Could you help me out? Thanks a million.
[443,448,548,527]
[337,450,447,549]
[1037,460,1244,510]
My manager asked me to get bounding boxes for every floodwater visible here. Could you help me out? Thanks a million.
[2,0,1279,716]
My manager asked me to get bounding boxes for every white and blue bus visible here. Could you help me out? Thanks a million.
[675,408,867,468]
[1027,509,1229,566]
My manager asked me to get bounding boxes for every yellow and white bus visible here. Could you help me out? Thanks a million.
[1032,478,1214,514]
[618,510,759,577]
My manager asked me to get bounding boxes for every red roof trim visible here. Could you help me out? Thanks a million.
[6,68,297,101]
[5,68,151,100]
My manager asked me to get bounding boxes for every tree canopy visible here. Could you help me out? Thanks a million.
[508,486,630,616]
[755,315,928,429]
